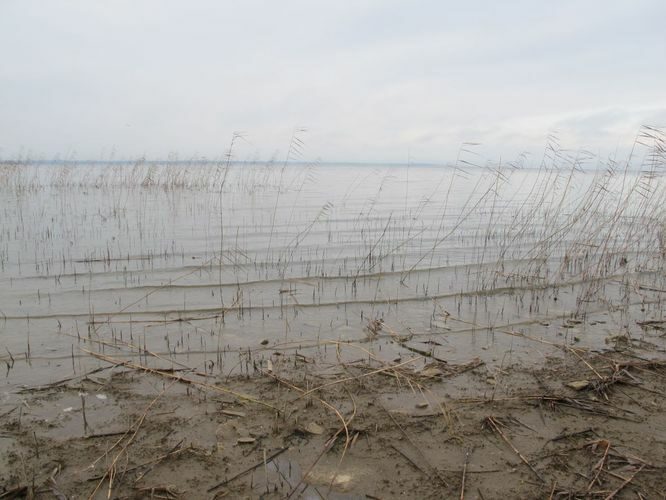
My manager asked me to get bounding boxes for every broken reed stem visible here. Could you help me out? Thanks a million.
[262,368,356,497]
[588,440,611,491]
[263,448,268,495]
[86,441,186,481]
[263,360,359,499]
[285,434,339,499]
[484,416,544,483]
[459,316,610,382]
[81,394,90,436]
[566,346,604,380]
[70,333,194,371]
[548,481,556,500]
[603,464,645,500]
[384,403,448,488]
[262,369,352,442]
[82,348,276,411]
[389,443,429,476]
[294,355,422,400]
[207,447,288,493]
[346,339,459,437]
[133,440,186,483]
[87,379,177,500]
[460,448,470,500]
[335,337,457,427]
[323,388,358,495]
[32,431,39,459]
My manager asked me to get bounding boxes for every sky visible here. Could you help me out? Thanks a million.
[1,0,665,164]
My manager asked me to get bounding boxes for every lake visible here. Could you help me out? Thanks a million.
[1,157,665,389]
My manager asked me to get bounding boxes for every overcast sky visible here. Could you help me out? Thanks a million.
[1,1,665,163]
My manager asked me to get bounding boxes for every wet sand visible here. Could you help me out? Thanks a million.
[2,313,666,499]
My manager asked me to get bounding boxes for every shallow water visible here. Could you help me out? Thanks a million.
[1,160,665,389]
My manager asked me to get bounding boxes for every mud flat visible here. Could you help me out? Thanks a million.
[2,312,666,499]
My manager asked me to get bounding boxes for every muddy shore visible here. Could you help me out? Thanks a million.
[2,320,666,499]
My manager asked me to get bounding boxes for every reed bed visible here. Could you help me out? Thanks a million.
[1,128,665,376]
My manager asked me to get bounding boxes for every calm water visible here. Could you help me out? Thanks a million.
[1,161,665,388]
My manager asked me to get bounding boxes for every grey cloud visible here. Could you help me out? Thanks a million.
[1,0,664,163]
